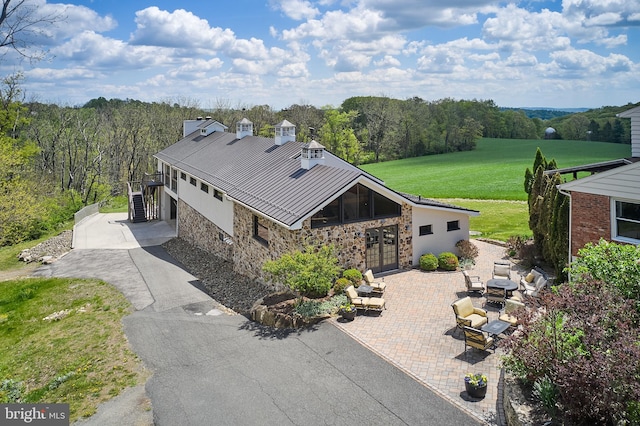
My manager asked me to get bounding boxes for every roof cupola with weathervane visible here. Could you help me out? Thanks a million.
[301,140,325,170]
[236,118,253,139]
[274,119,295,145]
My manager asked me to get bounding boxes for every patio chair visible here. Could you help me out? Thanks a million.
[345,286,386,312]
[498,298,525,327]
[492,262,511,280]
[484,286,506,307]
[463,326,495,354]
[451,297,488,331]
[462,270,484,294]
[522,268,549,297]
[362,269,386,294]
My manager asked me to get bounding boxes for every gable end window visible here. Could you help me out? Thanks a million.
[253,215,269,246]
[419,225,433,236]
[447,220,460,232]
[200,182,209,193]
[311,183,401,228]
[614,200,640,242]
[214,189,223,201]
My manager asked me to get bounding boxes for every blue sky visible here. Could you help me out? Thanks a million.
[2,0,639,109]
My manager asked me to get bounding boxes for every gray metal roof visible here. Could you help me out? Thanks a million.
[558,160,640,200]
[156,130,366,226]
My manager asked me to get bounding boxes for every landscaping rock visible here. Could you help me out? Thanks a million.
[18,230,73,263]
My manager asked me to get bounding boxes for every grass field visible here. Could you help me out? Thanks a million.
[361,138,630,240]
[361,138,630,200]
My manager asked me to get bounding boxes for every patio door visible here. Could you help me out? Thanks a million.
[365,225,398,273]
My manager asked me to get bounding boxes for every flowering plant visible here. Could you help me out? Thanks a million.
[464,373,487,387]
[339,303,356,313]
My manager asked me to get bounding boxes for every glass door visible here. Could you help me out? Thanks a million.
[365,225,398,273]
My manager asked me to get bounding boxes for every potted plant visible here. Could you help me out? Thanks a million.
[339,303,357,321]
[464,373,488,399]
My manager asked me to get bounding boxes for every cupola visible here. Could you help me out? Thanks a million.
[301,140,325,170]
[236,118,253,139]
[274,119,295,145]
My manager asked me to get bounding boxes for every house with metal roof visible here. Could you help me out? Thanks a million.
[153,117,479,280]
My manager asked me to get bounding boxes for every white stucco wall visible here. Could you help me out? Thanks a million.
[411,207,471,265]
[178,175,234,237]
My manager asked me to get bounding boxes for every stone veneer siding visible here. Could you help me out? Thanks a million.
[570,192,610,257]
[177,199,233,261]
[233,202,413,281]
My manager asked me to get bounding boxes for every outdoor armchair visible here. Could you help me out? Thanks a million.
[345,286,385,312]
[492,261,511,280]
[521,267,549,297]
[484,286,506,307]
[362,269,386,294]
[498,298,525,327]
[463,326,495,353]
[462,270,484,294]
[451,296,488,330]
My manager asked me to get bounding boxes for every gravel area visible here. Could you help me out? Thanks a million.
[18,230,73,263]
[162,238,273,314]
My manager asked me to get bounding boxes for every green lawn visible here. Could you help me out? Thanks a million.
[0,277,148,421]
[361,138,630,200]
[361,138,630,240]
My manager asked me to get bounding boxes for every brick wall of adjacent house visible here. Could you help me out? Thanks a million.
[232,202,413,281]
[570,192,610,257]
[177,199,233,261]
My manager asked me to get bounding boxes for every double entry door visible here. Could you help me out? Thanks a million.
[365,225,398,274]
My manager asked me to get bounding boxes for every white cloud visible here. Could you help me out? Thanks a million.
[375,55,401,67]
[130,7,236,50]
[271,0,320,20]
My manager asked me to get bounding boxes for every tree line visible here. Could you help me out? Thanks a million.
[546,103,638,143]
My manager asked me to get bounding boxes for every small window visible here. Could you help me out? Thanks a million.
[253,215,269,246]
[447,220,460,231]
[200,182,209,193]
[419,225,433,236]
[214,189,223,201]
[190,177,196,186]
[180,172,186,181]
[615,200,640,242]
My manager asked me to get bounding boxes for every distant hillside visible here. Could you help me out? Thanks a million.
[500,107,587,120]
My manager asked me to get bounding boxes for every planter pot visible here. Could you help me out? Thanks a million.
[465,381,487,399]
[340,309,356,321]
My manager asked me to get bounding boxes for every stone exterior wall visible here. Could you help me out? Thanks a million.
[570,192,610,257]
[232,202,414,281]
[177,199,233,261]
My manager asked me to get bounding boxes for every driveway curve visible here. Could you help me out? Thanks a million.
[33,213,481,426]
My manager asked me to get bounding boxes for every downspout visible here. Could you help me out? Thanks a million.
[558,187,572,280]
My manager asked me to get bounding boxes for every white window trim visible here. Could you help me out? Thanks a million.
[611,197,640,245]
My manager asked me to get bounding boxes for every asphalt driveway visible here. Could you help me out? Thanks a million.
[34,213,480,425]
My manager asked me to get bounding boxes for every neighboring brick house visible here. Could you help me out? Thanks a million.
[558,161,640,257]
[557,104,640,258]
[152,117,478,280]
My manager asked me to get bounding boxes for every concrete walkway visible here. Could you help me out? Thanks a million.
[334,240,514,425]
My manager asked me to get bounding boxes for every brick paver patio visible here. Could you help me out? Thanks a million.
[333,240,518,425]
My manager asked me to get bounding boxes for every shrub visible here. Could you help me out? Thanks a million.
[342,268,362,286]
[262,245,341,298]
[419,253,438,271]
[455,239,478,261]
[501,279,640,424]
[438,252,459,271]
[333,277,351,294]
